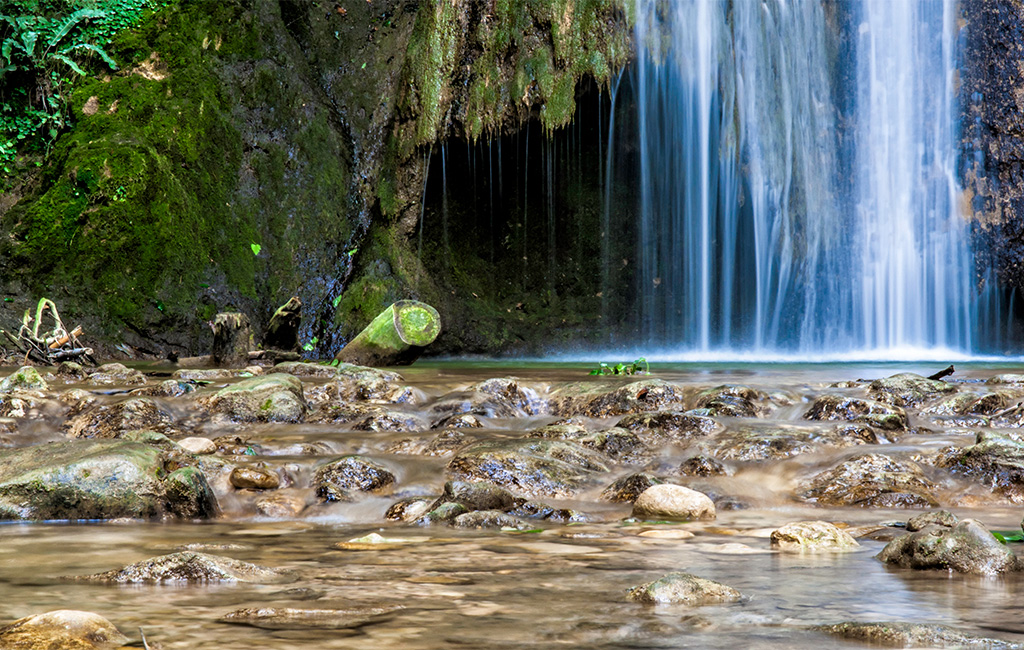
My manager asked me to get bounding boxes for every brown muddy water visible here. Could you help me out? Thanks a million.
[3,360,1024,649]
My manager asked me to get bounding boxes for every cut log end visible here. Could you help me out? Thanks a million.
[393,301,441,347]
[336,300,441,367]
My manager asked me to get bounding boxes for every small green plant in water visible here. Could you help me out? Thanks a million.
[992,530,1024,544]
[589,358,649,376]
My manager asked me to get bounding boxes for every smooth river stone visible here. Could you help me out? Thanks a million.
[632,484,716,520]
[218,605,403,630]
[178,436,217,454]
[770,521,859,552]
[626,572,741,605]
[0,610,129,649]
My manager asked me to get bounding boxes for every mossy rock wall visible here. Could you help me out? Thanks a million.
[0,0,632,357]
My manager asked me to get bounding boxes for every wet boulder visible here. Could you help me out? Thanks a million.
[600,473,664,503]
[526,424,646,463]
[987,374,1024,385]
[0,439,217,520]
[385,496,435,522]
[351,410,429,432]
[813,622,1024,649]
[678,455,729,477]
[868,372,956,408]
[130,379,198,398]
[85,363,146,386]
[452,510,537,530]
[206,373,306,423]
[431,413,483,429]
[447,439,610,498]
[0,366,48,393]
[313,455,395,502]
[626,572,741,606]
[427,391,523,419]
[254,493,306,518]
[770,521,859,552]
[70,551,287,583]
[706,423,868,462]
[801,454,939,507]
[430,480,524,512]
[551,379,687,418]
[62,397,177,439]
[0,610,129,649]
[56,361,88,381]
[616,411,722,443]
[877,519,1022,575]
[632,484,715,520]
[936,431,1024,502]
[178,436,217,455]
[804,394,907,431]
[906,510,959,531]
[693,385,772,418]
[467,377,545,415]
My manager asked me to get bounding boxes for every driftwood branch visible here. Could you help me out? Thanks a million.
[927,365,955,381]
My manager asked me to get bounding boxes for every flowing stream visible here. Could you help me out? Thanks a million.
[3,361,1024,648]
[630,0,1000,358]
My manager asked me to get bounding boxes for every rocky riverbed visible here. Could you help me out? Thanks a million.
[2,360,1024,648]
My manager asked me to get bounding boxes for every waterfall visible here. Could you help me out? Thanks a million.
[632,0,996,358]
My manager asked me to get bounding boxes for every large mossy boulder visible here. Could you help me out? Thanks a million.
[0,439,218,520]
[877,519,1022,575]
[800,454,939,508]
[206,373,306,423]
[447,438,610,498]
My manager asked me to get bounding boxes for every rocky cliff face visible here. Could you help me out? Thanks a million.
[961,0,1024,292]
[0,0,631,357]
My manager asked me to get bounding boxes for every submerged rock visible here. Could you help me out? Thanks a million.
[801,454,939,508]
[551,379,687,418]
[218,605,402,630]
[632,484,715,520]
[385,496,435,522]
[770,521,859,552]
[804,394,907,431]
[877,519,1021,575]
[813,621,1023,649]
[86,363,146,386]
[467,377,544,415]
[431,480,524,512]
[707,423,865,462]
[452,510,536,530]
[0,439,217,520]
[254,493,306,518]
[693,385,772,418]
[616,411,721,444]
[313,455,395,502]
[678,455,729,477]
[230,465,280,490]
[936,431,1024,502]
[71,551,287,583]
[62,397,177,439]
[447,438,609,498]
[526,424,646,463]
[868,372,957,407]
[0,610,128,649]
[626,572,741,605]
[206,373,306,423]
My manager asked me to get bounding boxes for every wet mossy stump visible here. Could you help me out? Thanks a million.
[212,313,251,368]
[336,301,440,367]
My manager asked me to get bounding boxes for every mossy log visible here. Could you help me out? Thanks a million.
[264,297,301,351]
[335,301,440,367]
[211,313,251,368]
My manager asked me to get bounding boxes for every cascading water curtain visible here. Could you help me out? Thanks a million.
[631,0,996,358]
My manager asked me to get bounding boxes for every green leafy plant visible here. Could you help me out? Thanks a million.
[250,242,261,256]
[302,336,318,352]
[992,530,1024,544]
[589,357,649,376]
